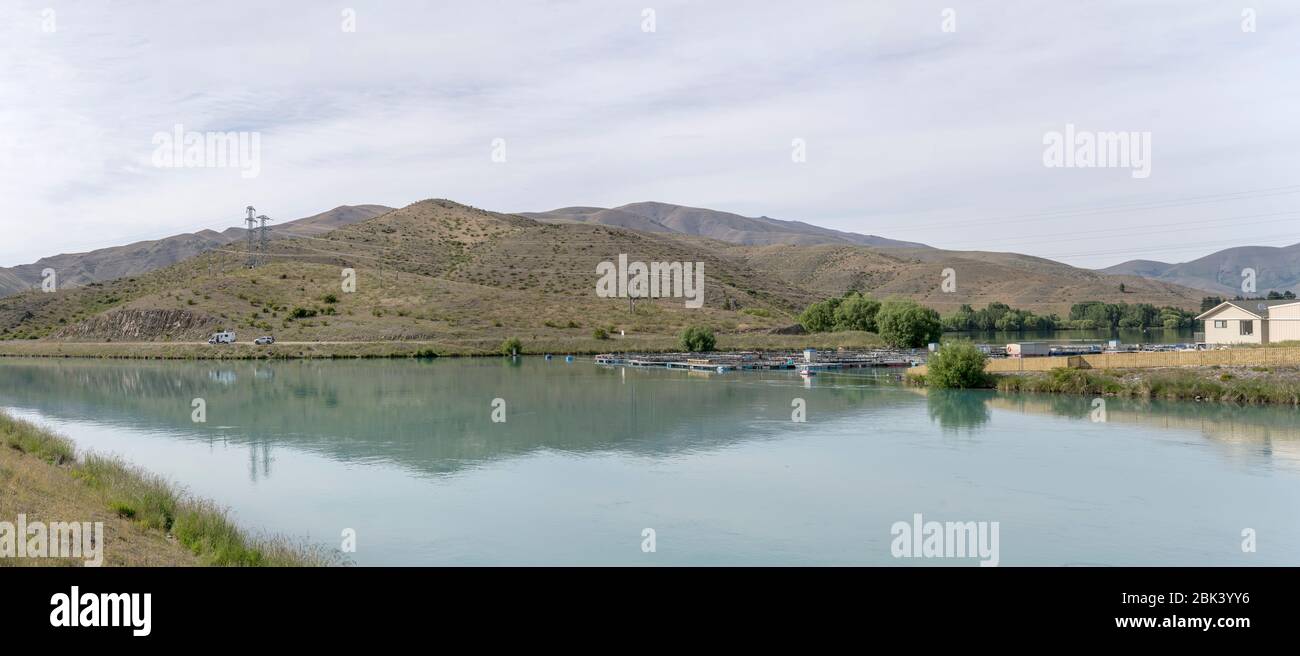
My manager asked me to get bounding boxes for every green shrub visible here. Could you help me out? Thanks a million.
[592,328,609,340]
[679,326,716,352]
[500,337,524,356]
[926,341,990,389]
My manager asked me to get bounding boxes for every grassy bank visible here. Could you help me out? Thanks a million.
[0,411,335,566]
[994,366,1300,405]
[0,331,883,360]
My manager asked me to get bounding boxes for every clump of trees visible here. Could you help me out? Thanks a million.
[941,303,1059,332]
[1066,302,1196,330]
[798,292,881,333]
[679,326,716,352]
[876,299,943,348]
[1205,291,1298,312]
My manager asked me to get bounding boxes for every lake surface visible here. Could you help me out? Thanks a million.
[2,357,1297,566]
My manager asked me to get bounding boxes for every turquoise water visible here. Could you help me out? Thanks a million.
[1,357,1296,565]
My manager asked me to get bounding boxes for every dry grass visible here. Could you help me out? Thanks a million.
[0,419,198,566]
[0,411,337,566]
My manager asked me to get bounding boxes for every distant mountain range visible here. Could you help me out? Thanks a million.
[0,205,392,297]
[521,202,929,248]
[1100,243,1300,296]
[0,199,1213,344]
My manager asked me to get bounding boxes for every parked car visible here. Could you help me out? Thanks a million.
[253,336,275,345]
[208,331,236,344]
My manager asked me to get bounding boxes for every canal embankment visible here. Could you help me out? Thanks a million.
[0,410,336,566]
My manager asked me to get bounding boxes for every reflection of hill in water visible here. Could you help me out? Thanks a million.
[7,358,1294,478]
[0,358,917,478]
[988,395,1300,468]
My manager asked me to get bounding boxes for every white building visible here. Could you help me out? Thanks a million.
[1196,299,1300,345]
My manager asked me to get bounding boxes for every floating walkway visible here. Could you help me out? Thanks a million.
[593,349,926,374]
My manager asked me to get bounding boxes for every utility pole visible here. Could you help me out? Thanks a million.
[257,213,272,265]
[244,206,258,268]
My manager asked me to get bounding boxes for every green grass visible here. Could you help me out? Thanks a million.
[0,410,337,566]
[0,413,75,464]
[995,367,1300,405]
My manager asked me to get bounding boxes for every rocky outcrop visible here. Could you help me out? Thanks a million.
[53,309,222,341]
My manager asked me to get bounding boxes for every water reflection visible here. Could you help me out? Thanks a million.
[924,389,992,431]
[989,395,1300,469]
[1,358,1297,480]
[0,359,914,479]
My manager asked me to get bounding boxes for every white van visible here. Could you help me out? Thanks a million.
[208,331,236,344]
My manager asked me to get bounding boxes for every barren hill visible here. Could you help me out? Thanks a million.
[1101,243,1300,296]
[524,202,929,248]
[0,205,391,297]
[0,199,1211,346]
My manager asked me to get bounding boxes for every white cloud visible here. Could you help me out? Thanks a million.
[1,0,1298,268]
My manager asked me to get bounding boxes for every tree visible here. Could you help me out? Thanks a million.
[876,299,943,348]
[798,298,840,333]
[832,293,881,332]
[926,341,990,389]
[679,326,716,352]
[1201,296,1224,312]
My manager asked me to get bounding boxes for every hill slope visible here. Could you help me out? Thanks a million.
[736,244,1207,316]
[523,202,929,248]
[0,205,392,297]
[1101,243,1300,296]
[0,199,1210,345]
[0,200,805,343]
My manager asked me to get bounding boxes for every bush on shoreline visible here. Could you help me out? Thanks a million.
[925,341,991,389]
[679,326,716,352]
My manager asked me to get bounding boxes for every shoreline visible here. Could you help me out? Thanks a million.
[911,365,1300,406]
[0,410,336,567]
[0,331,883,360]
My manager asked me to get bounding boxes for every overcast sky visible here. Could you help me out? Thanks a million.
[2,1,1297,268]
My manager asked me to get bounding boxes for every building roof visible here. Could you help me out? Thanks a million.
[1196,299,1300,320]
